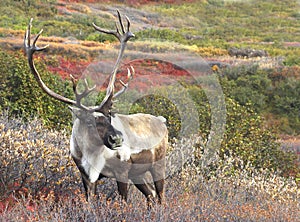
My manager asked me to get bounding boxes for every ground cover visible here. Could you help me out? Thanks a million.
[0,1,300,220]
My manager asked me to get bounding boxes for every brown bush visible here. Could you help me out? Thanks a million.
[0,112,299,220]
[0,113,78,201]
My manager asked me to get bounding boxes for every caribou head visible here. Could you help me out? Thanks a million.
[24,11,168,206]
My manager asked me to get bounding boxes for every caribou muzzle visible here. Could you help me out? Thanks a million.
[94,114,124,150]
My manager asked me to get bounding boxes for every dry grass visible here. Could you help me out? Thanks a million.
[0,30,112,59]
[1,175,299,221]
[1,190,299,221]
[0,112,299,221]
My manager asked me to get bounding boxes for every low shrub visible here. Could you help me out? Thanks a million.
[0,49,73,130]
[0,114,77,201]
[220,99,299,177]
[196,46,228,57]
[221,64,300,135]
[269,77,300,134]
[0,113,299,220]
[136,28,186,44]
[117,83,299,177]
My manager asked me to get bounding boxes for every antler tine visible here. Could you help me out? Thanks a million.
[24,18,32,48]
[24,18,49,54]
[92,23,120,41]
[92,10,134,43]
[113,66,134,99]
[125,15,131,32]
[117,10,125,35]
[70,75,96,109]
[70,74,78,94]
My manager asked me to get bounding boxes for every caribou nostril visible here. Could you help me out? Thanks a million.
[117,134,123,142]
[108,135,115,145]
[108,135,123,149]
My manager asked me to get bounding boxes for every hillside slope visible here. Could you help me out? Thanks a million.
[0,0,300,138]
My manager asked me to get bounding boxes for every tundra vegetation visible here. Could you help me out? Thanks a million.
[0,0,299,221]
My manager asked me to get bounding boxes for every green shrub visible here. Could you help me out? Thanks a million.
[221,99,298,177]
[221,64,272,112]
[136,28,186,44]
[47,15,113,41]
[284,55,300,66]
[220,64,300,135]
[116,83,298,176]
[0,0,57,30]
[269,77,300,134]
[0,49,73,130]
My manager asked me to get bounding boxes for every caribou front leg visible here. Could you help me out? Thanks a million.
[83,177,97,202]
[114,161,130,201]
[72,156,97,201]
[150,160,166,204]
[117,181,128,201]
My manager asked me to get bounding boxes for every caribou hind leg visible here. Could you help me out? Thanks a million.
[153,179,165,204]
[150,161,166,204]
[133,182,156,207]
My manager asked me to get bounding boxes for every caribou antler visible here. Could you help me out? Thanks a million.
[92,10,134,43]
[24,18,97,111]
[24,18,74,106]
[92,10,135,112]
[70,75,97,108]
[25,10,134,114]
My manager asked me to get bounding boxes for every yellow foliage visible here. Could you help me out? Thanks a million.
[66,3,92,14]
[196,46,228,57]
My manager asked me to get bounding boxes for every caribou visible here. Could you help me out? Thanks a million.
[24,11,168,205]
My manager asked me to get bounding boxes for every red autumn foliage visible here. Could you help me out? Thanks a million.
[60,0,196,5]
[88,58,197,93]
[0,182,30,214]
[47,57,90,80]
[49,57,196,93]
[120,58,206,91]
